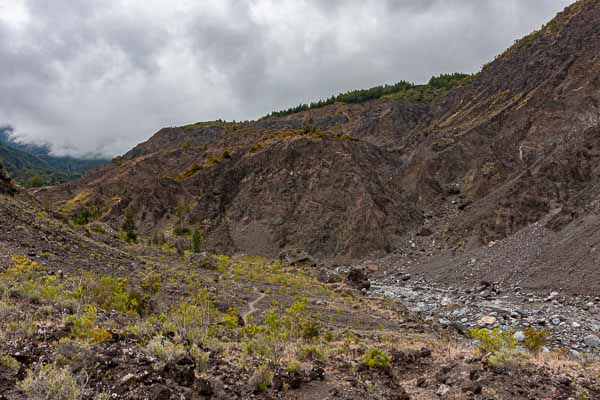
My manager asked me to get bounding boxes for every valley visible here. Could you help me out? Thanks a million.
[1,0,600,398]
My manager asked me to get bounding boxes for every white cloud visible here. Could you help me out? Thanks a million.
[0,0,575,156]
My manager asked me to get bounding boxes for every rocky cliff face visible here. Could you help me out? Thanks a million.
[39,0,600,289]
[0,162,16,195]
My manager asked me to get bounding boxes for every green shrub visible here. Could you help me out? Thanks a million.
[145,336,186,363]
[19,364,81,400]
[164,290,218,345]
[362,348,392,370]
[469,328,516,354]
[71,207,98,226]
[249,365,273,393]
[66,305,112,343]
[77,274,141,315]
[301,320,320,340]
[286,360,301,374]
[140,271,162,298]
[523,328,549,353]
[190,344,210,372]
[121,210,137,243]
[296,344,325,362]
[222,307,240,330]
[0,354,20,373]
[487,348,526,369]
[191,229,204,253]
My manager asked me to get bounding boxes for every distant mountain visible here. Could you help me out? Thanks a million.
[0,127,108,187]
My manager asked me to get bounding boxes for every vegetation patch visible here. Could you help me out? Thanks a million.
[265,73,472,117]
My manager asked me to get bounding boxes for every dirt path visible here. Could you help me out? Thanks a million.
[242,290,266,320]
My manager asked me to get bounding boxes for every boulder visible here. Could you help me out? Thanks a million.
[346,268,370,291]
[279,248,316,266]
[477,315,497,326]
[0,162,16,195]
[417,227,432,237]
[164,356,196,386]
[583,334,600,348]
[189,253,218,270]
[150,384,171,400]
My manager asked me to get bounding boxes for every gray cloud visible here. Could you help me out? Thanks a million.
[0,0,575,157]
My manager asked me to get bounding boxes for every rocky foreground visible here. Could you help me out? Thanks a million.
[371,276,600,355]
[0,190,597,399]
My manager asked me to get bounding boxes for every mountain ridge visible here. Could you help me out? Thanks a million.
[0,127,109,187]
[39,0,600,293]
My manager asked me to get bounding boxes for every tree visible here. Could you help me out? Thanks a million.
[122,210,137,243]
[191,229,204,253]
[29,175,44,188]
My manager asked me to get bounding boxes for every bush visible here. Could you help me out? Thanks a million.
[362,348,392,370]
[145,336,186,363]
[19,364,81,400]
[0,354,20,373]
[77,274,142,315]
[523,328,549,353]
[164,290,218,345]
[190,344,210,372]
[222,307,240,330]
[249,365,273,393]
[296,344,325,362]
[469,328,516,354]
[66,305,112,343]
[121,210,137,243]
[191,229,203,253]
[487,348,527,369]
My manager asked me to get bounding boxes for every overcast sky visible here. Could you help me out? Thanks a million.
[0,0,575,157]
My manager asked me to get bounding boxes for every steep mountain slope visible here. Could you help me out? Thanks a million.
[0,128,108,187]
[41,0,600,292]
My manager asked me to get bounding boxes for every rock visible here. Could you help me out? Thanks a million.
[196,377,213,396]
[279,248,316,266]
[0,162,16,195]
[189,253,218,270]
[150,384,171,400]
[417,227,432,237]
[571,321,581,328]
[120,373,136,384]
[557,376,571,386]
[317,269,342,284]
[164,356,196,386]
[545,291,560,302]
[416,377,427,387]
[583,334,600,348]
[346,268,370,291]
[435,384,450,396]
[461,381,482,394]
[366,264,379,273]
[401,274,412,282]
[419,348,433,358]
[477,315,497,326]
[395,386,411,400]
[309,365,325,381]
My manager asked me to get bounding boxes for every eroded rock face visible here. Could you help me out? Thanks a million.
[0,162,16,195]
